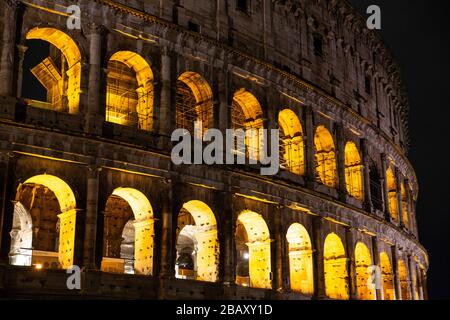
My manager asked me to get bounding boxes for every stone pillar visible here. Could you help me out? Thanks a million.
[407,255,417,300]
[305,106,316,188]
[404,178,412,230]
[380,153,390,222]
[221,190,234,285]
[159,181,173,278]
[345,228,357,300]
[159,47,173,141]
[360,139,373,211]
[217,69,229,133]
[421,268,428,300]
[371,237,382,300]
[15,45,28,98]
[273,205,283,292]
[336,123,347,201]
[83,166,100,269]
[391,246,402,300]
[0,153,10,264]
[0,1,19,96]
[395,169,404,228]
[85,23,104,135]
[311,217,326,298]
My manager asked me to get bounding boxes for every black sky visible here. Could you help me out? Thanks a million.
[348,0,450,299]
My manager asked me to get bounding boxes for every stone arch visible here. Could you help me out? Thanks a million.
[355,242,375,300]
[175,200,219,282]
[176,71,214,137]
[400,182,409,228]
[10,174,77,269]
[344,142,363,200]
[278,109,305,175]
[380,252,395,300]
[25,27,81,114]
[314,126,337,188]
[323,233,349,299]
[386,167,399,222]
[101,187,154,275]
[235,210,271,289]
[231,89,264,161]
[286,223,313,295]
[106,51,154,131]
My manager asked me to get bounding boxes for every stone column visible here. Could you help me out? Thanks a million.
[159,181,173,278]
[159,47,173,142]
[273,205,283,292]
[217,69,229,133]
[404,178,412,230]
[345,228,357,300]
[83,166,100,269]
[15,45,28,98]
[221,190,234,286]
[391,246,402,300]
[312,216,326,298]
[0,152,11,264]
[421,268,428,300]
[360,139,373,211]
[395,169,404,228]
[371,237,382,300]
[380,153,390,222]
[305,106,316,188]
[407,255,417,300]
[0,1,19,96]
[336,123,347,201]
[85,23,104,135]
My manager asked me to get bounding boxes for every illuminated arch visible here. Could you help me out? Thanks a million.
[286,223,313,295]
[176,72,214,137]
[175,200,219,282]
[386,167,399,222]
[380,252,395,300]
[400,182,409,228]
[324,233,349,300]
[314,126,337,188]
[232,89,264,161]
[278,109,305,175]
[107,51,154,131]
[398,260,411,300]
[26,27,81,114]
[9,174,77,269]
[235,210,271,289]
[101,188,154,275]
[344,142,363,200]
[355,242,375,300]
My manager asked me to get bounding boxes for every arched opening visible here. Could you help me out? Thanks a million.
[323,233,349,300]
[386,167,398,222]
[176,72,213,138]
[314,126,337,188]
[400,182,409,229]
[278,109,305,175]
[175,200,219,282]
[380,252,395,300]
[235,210,271,289]
[23,28,81,114]
[106,51,154,131]
[355,242,375,300]
[369,161,383,211]
[9,174,77,269]
[398,260,410,300]
[344,142,363,200]
[231,89,264,161]
[286,223,313,295]
[101,188,154,275]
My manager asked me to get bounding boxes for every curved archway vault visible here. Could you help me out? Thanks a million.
[26,27,81,114]
[101,188,154,275]
[175,200,219,282]
[278,109,305,175]
[235,210,271,289]
[10,174,77,269]
[355,242,375,300]
[323,233,349,300]
[314,126,337,188]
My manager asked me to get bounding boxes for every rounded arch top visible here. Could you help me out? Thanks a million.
[286,223,311,247]
[111,187,153,221]
[355,242,372,265]
[237,210,270,243]
[177,71,213,104]
[279,109,303,138]
[110,51,154,89]
[23,174,76,213]
[182,200,217,227]
[233,89,263,121]
[323,233,346,259]
[315,126,335,152]
[344,141,361,165]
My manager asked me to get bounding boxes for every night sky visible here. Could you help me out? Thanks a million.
[348,0,450,299]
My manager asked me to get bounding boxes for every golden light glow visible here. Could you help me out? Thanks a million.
[386,168,399,223]
[398,260,411,300]
[344,142,363,200]
[278,109,305,175]
[35,264,43,270]
[232,89,264,161]
[380,252,395,300]
[314,126,337,188]
[401,182,409,228]
[286,223,313,295]
[107,51,154,131]
[176,72,214,137]
[324,233,349,300]
[111,188,154,275]
[26,27,81,114]
[236,210,271,289]
[354,242,375,300]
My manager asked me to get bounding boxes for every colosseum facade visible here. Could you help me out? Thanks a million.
[0,0,428,300]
